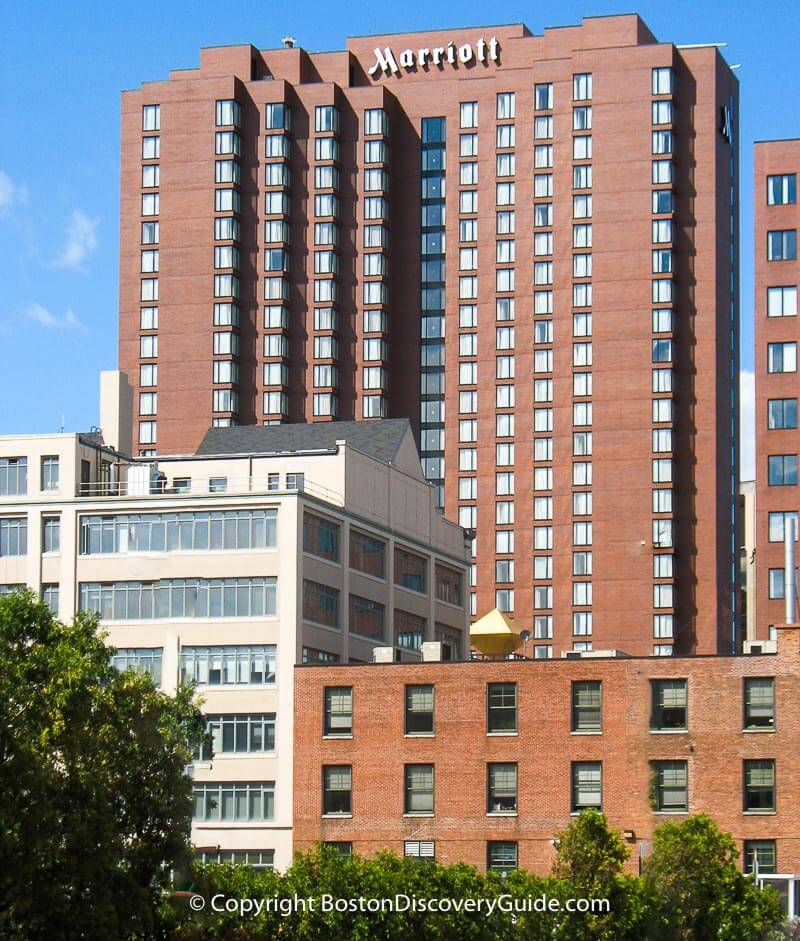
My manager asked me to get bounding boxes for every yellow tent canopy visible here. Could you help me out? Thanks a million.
[470,607,523,658]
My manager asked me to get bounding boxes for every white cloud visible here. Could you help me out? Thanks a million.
[25,303,87,334]
[54,209,99,269]
[0,170,27,213]
[739,369,755,482]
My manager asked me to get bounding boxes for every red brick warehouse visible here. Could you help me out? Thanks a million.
[119,14,739,658]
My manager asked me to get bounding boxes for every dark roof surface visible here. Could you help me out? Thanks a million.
[195,419,412,464]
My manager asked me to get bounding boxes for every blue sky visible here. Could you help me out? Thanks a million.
[1,0,797,475]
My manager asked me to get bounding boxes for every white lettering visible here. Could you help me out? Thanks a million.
[368,37,500,76]
[368,46,399,76]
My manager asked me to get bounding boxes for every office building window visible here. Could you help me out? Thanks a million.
[142,105,160,131]
[572,681,602,732]
[744,840,777,875]
[394,609,425,651]
[323,766,352,815]
[303,513,340,562]
[768,398,797,429]
[769,568,785,600]
[744,760,776,812]
[572,762,602,811]
[40,456,59,491]
[303,580,339,629]
[405,685,434,735]
[200,850,274,870]
[42,516,60,553]
[767,342,797,373]
[744,678,775,730]
[324,687,353,737]
[0,457,27,495]
[652,761,688,812]
[487,763,517,813]
[197,714,275,760]
[349,530,385,579]
[349,595,385,641]
[395,548,427,593]
[41,584,59,615]
[767,230,797,261]
[768,454,798,486]
[767,174,796,205]
[110,647,162,684]
[193,782,274,822]
[487,682,517,733]
[767,286,798,317]
[651,679,688,730]
[180,646,275,685]
[0,518,27,557]
[487,841,518,874]
[405,764,434,814]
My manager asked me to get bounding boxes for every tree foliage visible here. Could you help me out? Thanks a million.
[0,591,206,940]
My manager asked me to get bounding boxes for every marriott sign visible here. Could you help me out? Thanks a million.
[368,36,500,77]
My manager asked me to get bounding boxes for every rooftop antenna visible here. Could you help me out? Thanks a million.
[60,414,65,434]
[282,35,296,48]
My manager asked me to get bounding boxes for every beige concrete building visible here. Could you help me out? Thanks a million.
[0,393,468,869]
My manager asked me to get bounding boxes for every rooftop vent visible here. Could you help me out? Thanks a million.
[282,36,296,48]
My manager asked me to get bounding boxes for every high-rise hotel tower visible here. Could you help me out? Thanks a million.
[119,14,739,656]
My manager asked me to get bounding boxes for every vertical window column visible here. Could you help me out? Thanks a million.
[361,107,390,420]
[420,117,447,512]
[212,99,243,428]
[532,85,554,656]
[262,101,292,422]
[650,66,676,655]
[139,103,161,455]
[570,75,593,652]
[311,104,341,420]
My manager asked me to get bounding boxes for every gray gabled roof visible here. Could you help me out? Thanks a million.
[195,419,412,465]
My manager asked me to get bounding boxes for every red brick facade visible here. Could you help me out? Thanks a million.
[754,140,800,641]
[293,625,800,875]
[120,14,738,657]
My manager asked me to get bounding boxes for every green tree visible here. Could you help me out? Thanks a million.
[0,591,206,940]
[643,813,784,941]
[551,809,655,941]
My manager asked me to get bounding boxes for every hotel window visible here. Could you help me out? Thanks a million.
[653,160,674,185]
[460,101,478,129]
[767,341,797,373]
[652,101,673,125]
[215,99,240,127]
[573,165,592,189]
[315,105,339,133]
[654,615,673,639]
[404,764,434,814]
[405,685,434,735]
[653,189,673,214]
[142,104,160,131]
[487,763,517,814]
[141,193,159,216]
[652,761,688,812]
[323,766,351,815]
[573,612,592,635]
[496,560,514,583]
[216,189,241,212]
[744,678,775,730]
[487,842,517,874]
[496,124,515,149]
[573,195,592,219]
[573,136,592,160]
[572,681,602,732]
[142,221,159,244]
[572,762,602,811]
[744,841,777,875]
[212,389,237,413]
[139,392,157,416]
[534,115,553,139]
[194,782,274,822]
[496,92,515,119]
[535,82,553,109]
[652,67,673,95]
[535,203,553,226]
[744,760,776,812]
[768,398,798,429]
[767,174,797,205]
[573,73,592,101]
[323,687,353,737]
[460,133,477,157]
[768,454,798,486]
[487,682,517,733]
[142,136,159,159]
[215,131,240,156]
[141,164,159,188]
[651,679,687,730]
[652,130,673,154]
[534,144,553,168]
[496,182,515,206]
[652,309,672,332]
[573,105,592,130]
[302,580,339,629]
[767,229,797,261]
[767,286,798,317]
[265,163,289,188]
[356,108,386,139]
[264,102,290,130]
[534,173,553,197]
[264,135,290,159]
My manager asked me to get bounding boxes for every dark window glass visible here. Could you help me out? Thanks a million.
[405,685,434,735]
[487,763,517,813]
[349,530,385,578]
[487,682,517,733]
[572,681,602,732]
[324,687,353,736]
[302,580,339,628]
[744,760,775,811]
[651,679,688,730]
[303,513,340,562]
[323,766,352,815]
[349,595,384,640]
